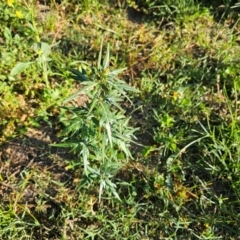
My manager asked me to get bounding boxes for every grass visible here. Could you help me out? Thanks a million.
[1,0,240,239]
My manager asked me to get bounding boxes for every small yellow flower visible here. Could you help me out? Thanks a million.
[103,68,110,76]
[6,0,14,7]
[36,49,43,56]
[173,91,178,101]
[15,10,23,19]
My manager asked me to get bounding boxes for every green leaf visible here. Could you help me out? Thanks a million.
[103,43,110,70]
[10,62,34,76]
[142,145,156,157]
[81,143,90,174]
[63,81,98,104]
[105,122,112,147]
[99,101,113,147]
[50,142,76,148]
[98,36,103,69]
[108,68,127,76]
[67,68,89,82]
[88,98,98,114]
[105,179,121,201]
[99,178,106,201]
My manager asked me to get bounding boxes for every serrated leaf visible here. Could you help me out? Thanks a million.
[106,179,121,201]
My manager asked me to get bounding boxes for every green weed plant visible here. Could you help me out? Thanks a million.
[53,40,139,201]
